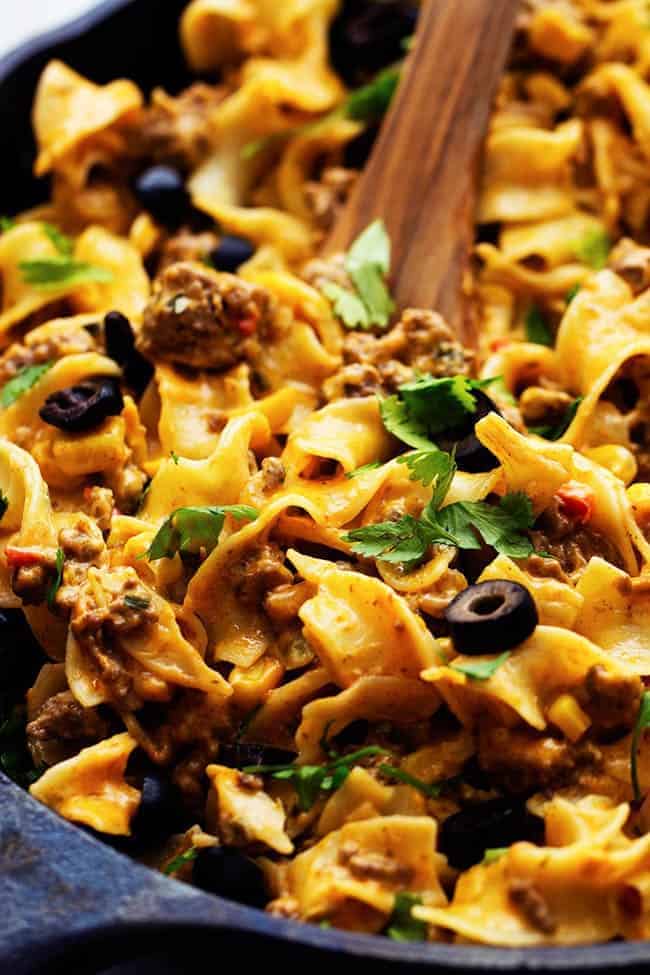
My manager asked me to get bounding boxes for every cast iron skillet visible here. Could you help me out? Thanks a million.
[1,3,650,972]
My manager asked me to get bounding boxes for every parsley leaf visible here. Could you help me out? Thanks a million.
[322,282,369,329]
[450,650,511,681]
[0,491,7,522]
[378,765,442,798]
[386,893,427,943]
[631,690,650,802]
[345,460,382,479]
[0,361,54,408]
[46,548,65,611]
[20,258,113,290]
[42,223,73,257]
[483,847,509,865]
[524,305,553,346]
[244,745,390,812]
[164,847,199,876]
[529,396,583,441]
[573,229,611,270]
[146,505,258,561]
[0,216,15,233]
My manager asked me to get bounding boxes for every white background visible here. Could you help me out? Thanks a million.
[2,1,101,59]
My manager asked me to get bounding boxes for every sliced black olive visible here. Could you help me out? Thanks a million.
[445,580,538,655]
[104,310,154,396]
[39,378,124,433]
[438,799,544,870]
[192,846,267,908]
[217,742,296,769]
[330,1,418,87]
[438,389,501,473]
[134,165,190,228]
[209,235,255,274]
[131,772,182,844]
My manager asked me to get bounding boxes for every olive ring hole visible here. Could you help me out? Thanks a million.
[469,594,505,617]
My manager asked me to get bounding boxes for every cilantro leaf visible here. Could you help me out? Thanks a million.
[46,548,65,611]
[432,492,535,559]
[379,395,433,450]
[524,305,553,347]
[42,223,73,257]
[397,448,455,490]
[344,219,395,329]
[146,505,258,561]
[170,451,180,465]
[345,460,382,479]
[399,374,478,434]
[0,361,54,408]
[631,690,650,802]
[529,396,583,441]
[450,650,511,681]
[124,595,151,610]
[322,282,369,330]
[566,283,581,304]
[345,67,400,123]
[0,491,7,523]
[0,217,15,233]
[483,847,509,865]
[378,765,442,798]
[164,847,199,876]
[573,229,611,270]
[20,258,113,289]
[345,515,435,564]
[386,893,427,943]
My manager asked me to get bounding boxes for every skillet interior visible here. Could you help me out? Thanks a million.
[0,2,649,972]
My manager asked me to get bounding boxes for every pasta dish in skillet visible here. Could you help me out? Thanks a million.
[4,0,650,947]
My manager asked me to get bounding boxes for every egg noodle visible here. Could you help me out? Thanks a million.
[3,0,650,946]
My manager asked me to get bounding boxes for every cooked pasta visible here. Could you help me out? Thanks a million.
[4,0,650,948]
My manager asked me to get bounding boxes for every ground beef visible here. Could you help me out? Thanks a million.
[0,329,96,388]
[520,386,573,427]
[229,543,294,609]
[608,238,650,295]
[132,83,228,171]
[323,308,473,400]
[304,167,358,234]
[82,486,115,533]
[26,691,110,767]
[578,665,642,733]
[158,229,220,272]
[508,879,557,934]
[8,547,60,606]
[137,261,274,370]
[338,842,414,885]
[478,725,600,794]
[530,498,623,577]
[260,457,286,493]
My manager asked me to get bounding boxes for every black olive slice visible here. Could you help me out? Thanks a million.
[438,389,501,473]
[39,378,124,433]
[438,798,544,870]
[104,310,154,396]
[209,235,255,273]
[134,165,190,228]
[445,580,538,655]
[131,772,183,844]
[330,1,418,86]
[192,846,267,907]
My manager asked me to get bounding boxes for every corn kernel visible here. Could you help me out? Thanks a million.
[547,693,591,742]
[584,445,637,486]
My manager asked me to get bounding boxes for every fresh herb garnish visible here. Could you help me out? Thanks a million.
[164,847,199,875]
[378,765,442,798]
[20,259,113,290]
[0,491,7,522]
[631,691,650,802]
[146,505,259,561]
[0,216,15,233]
[524,305,553,347]
[46,548,65,611]
[529,396,583,441]
[0,361,54,408]
[381,375,497,449]
[42,223,73,257]
[124,595,151,610]
[244,745,390,812]
[345,460,382,479]
[450,650,511,681]
[565,283,581,304]
[385,893,427,943]
[483,847,509,864]
[573,229,611,270]
[170,451,180,465]
[323,220,395,330]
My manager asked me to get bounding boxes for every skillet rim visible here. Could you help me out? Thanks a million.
[0,1,648,970]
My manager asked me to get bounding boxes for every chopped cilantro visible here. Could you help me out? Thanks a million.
[450,650,511,681]
[386,893,427,943]
[46,548,64,611]
[0,361,54,408]
[378,764,442,798]
[529,396,583,441]
[573,229,611,270]
[483,847,509,865]
[20,258,113,289]
[146,505,259,561]
[322,282,370,329]
[164,847,199,876]
[42,223,73,257]
[0,216,15,233]
[124,595,151,610]
[345,460,382,479]
[565,283,581,304]
[323,220,395,330]
[170,451,180,465]
[631,690,650,802]
[524,305,553,347]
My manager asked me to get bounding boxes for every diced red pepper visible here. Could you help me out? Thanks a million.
[490,337,509,353]
[5,546,45,567]
[238,317,257,336]
[555,481,595,525]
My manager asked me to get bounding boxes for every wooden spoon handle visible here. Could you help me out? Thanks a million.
[326,0,519,335]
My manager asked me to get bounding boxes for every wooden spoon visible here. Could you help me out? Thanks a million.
[326,0,520,337]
